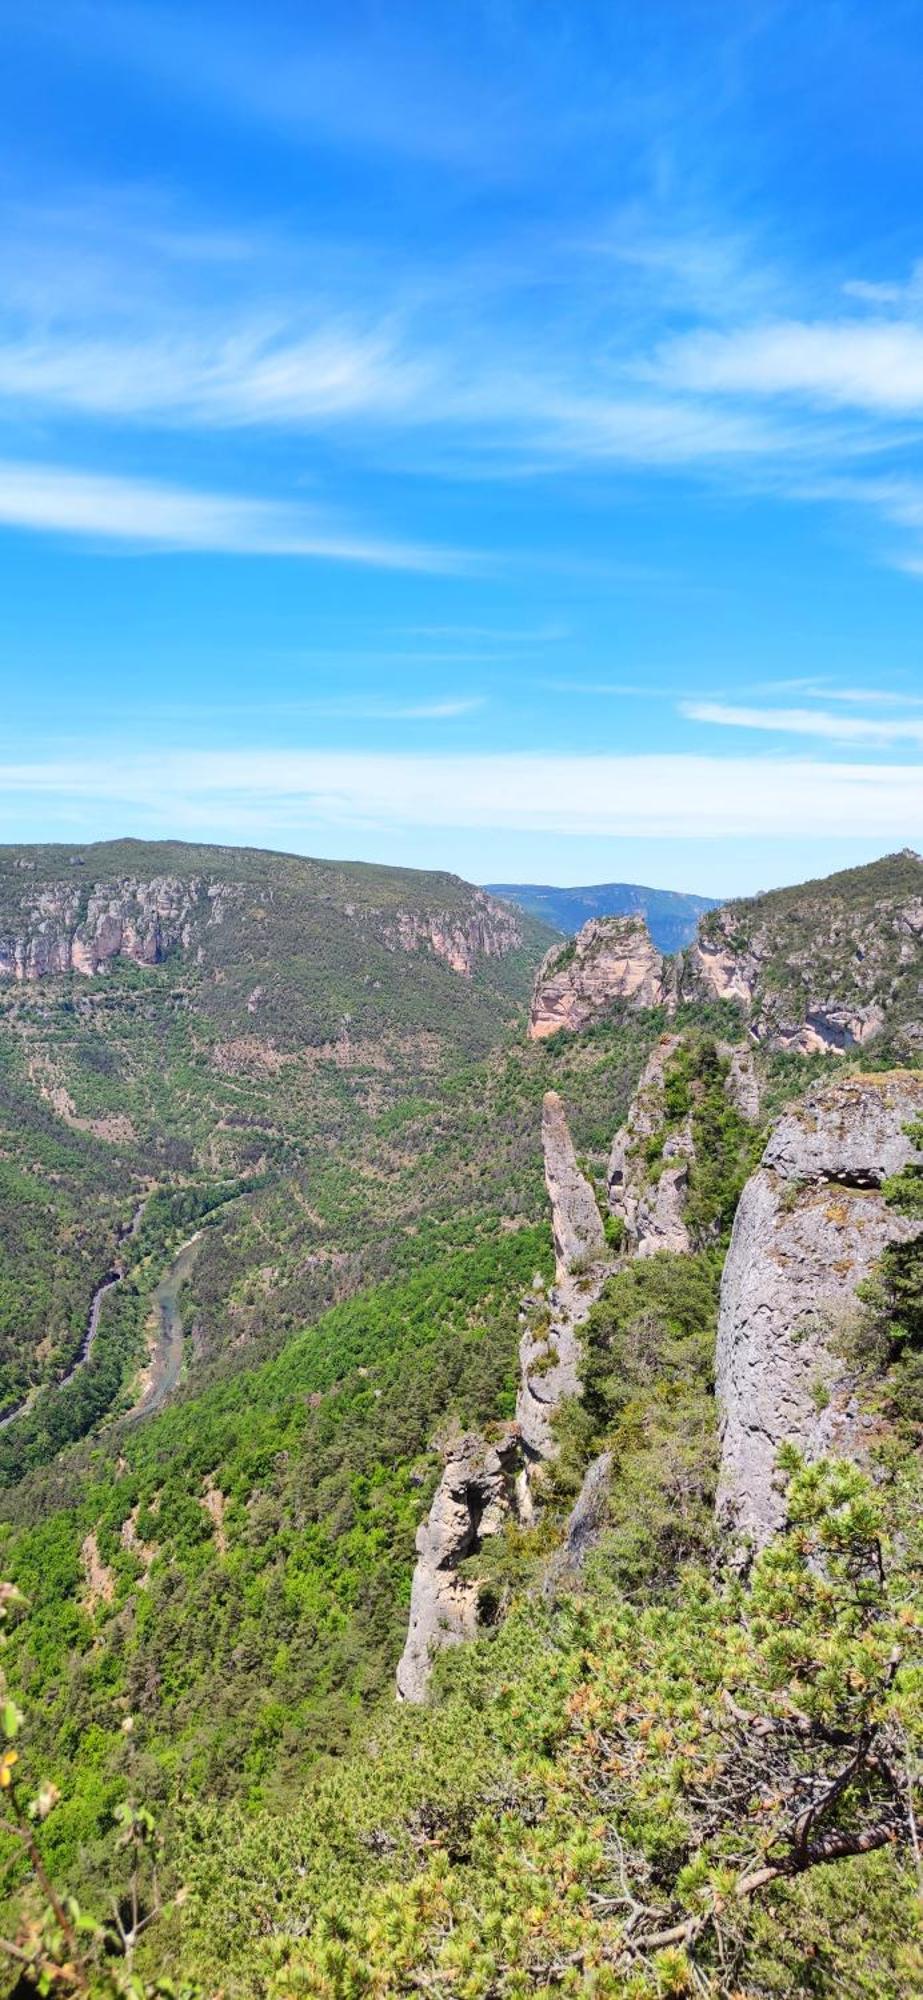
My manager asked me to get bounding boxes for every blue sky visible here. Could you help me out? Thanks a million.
[1,0,923,895]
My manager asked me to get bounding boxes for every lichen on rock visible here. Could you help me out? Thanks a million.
[716,1070,923,1552]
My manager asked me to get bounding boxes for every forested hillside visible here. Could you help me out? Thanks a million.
[0,840,552,1439]
[0,847,919,1998]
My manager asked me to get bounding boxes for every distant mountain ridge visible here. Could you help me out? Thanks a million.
[485,879,719,953]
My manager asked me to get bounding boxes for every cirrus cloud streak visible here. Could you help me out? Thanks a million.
[0,459,458,568]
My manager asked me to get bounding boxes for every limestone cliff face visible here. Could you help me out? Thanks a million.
[384,891,523,978]
[682,851,923,1054]
[541,1090,607,1277]
[529,917,667,1041]
[0,876,230,980]
[716,1072,923,1551]
[395,1432,520,1702]
[0,876,522,984]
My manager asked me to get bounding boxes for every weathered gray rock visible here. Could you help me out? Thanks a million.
[530,917,667,1040]
[542,1091,606,1279]
[716,1072,923,1552]
[396,1431,519,1702]
[544,1450,613,1598]
[516,1094,609,1462]
[607,1037,692,1256]
[763,1075,922,1185]
[726,1047,761,1122]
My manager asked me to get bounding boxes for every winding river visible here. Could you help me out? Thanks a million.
[129,1232,201,1422]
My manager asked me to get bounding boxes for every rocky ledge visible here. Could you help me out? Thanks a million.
[529,917,667,1040]
[716,1070,923,1552]
[606,1036,760,1258]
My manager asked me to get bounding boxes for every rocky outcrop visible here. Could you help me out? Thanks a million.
[516,1094,608,1461]
[385,891,522,978]
[543,1450,612,1598]
[607,1037,693,1257]
[726,1047,761,1121]
[0,876,224,980]
[716,1072,923,1552]
[395,1431,520,1702]
[682,850,923,1054]
[606,1034,760,1258]
[399,1093,611,1697]
[0,872,523,986]
[542,1091,606,1276]
[529,917,667,1040]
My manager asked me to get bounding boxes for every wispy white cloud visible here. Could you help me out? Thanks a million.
[656,317,923,414]
[0,460,459,569]
[0,322,425,428]
[0,748,918,843]
[723,677,923,707]
[683,700,923,746]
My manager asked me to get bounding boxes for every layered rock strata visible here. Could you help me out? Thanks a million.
[716,1071,923,1551]
[529,917,668,1040]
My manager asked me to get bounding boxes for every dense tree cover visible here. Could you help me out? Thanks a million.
[0,848,920,1993]
[2,1220,921,1997]
[639,1036,764,1247]
[0,1227,552,1899]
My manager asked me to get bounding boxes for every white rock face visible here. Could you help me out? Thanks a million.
[716,1072,923,1551]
